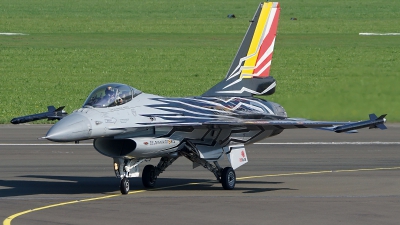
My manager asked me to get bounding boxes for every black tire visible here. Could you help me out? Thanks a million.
[142,165,157,188]
[120,177,129,195]
[221,167,236,190]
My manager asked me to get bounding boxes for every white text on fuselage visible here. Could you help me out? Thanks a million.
[144,139,177,146]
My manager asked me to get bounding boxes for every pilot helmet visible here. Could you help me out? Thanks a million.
[105,86,113,95]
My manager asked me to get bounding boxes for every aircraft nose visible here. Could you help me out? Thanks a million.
[45,113,92,142]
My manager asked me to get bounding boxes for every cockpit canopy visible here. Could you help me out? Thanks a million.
[83,83,142,108]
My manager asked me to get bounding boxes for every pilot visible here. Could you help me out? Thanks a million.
[103,86,115,105]
[105,86,114,97]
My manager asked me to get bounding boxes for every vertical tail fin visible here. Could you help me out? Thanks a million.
[203,2,281,97]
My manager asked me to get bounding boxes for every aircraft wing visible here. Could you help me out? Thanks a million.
[136,114,387,133]
[203,116,386,133]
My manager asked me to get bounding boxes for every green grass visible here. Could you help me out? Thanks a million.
[0,0,399,123]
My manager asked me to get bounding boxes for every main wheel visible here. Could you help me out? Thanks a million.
[221,167,236,190]
[120,177,130,195]
[142,165,157,188]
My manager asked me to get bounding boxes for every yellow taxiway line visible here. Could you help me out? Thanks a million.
[237,167,400,180]
[4,166,400,225]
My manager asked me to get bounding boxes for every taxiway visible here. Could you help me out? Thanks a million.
[1,124,399,225]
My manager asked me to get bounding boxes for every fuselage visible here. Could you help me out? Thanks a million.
[45,84,287,159]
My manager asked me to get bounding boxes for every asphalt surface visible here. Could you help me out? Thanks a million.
[0,124,399,225]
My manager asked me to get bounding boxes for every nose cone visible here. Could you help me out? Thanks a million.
[45,113,92,142]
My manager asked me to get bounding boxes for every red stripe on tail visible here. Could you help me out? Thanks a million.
[253,7,280,77]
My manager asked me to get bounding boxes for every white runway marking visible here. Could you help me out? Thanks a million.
[359,33,400,36]
[0,33,28,35]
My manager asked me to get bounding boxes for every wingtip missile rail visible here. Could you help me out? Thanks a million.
[10,106,68,124]
[334,114,387,133]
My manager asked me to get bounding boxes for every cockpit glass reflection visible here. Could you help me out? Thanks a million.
[83,83,141,108]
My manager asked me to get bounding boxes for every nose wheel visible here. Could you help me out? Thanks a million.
[120,177,130,194]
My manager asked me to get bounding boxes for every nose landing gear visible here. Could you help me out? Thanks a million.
[114,158,142,195]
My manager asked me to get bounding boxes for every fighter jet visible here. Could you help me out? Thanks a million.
[11,2,387,194]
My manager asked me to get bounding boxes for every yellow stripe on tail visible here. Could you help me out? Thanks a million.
[241,2,273,78]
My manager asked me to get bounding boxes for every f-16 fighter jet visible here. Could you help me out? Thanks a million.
[11,2,386,194]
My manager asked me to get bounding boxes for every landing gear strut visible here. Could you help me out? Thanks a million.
[180,146,237,190]
[114,158,143,195]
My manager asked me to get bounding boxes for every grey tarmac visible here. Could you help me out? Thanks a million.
[0,124,399,225]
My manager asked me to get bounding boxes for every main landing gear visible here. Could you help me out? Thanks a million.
[180,147,236,190]
[142,165,157,188]
[115,147,238,194]
[138,162,236,191]
[221,167,236,190]
[140,159,237,190]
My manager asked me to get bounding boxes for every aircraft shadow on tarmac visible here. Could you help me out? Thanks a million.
[0,175,296,197]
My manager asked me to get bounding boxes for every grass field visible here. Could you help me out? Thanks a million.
[0,0,399,123]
